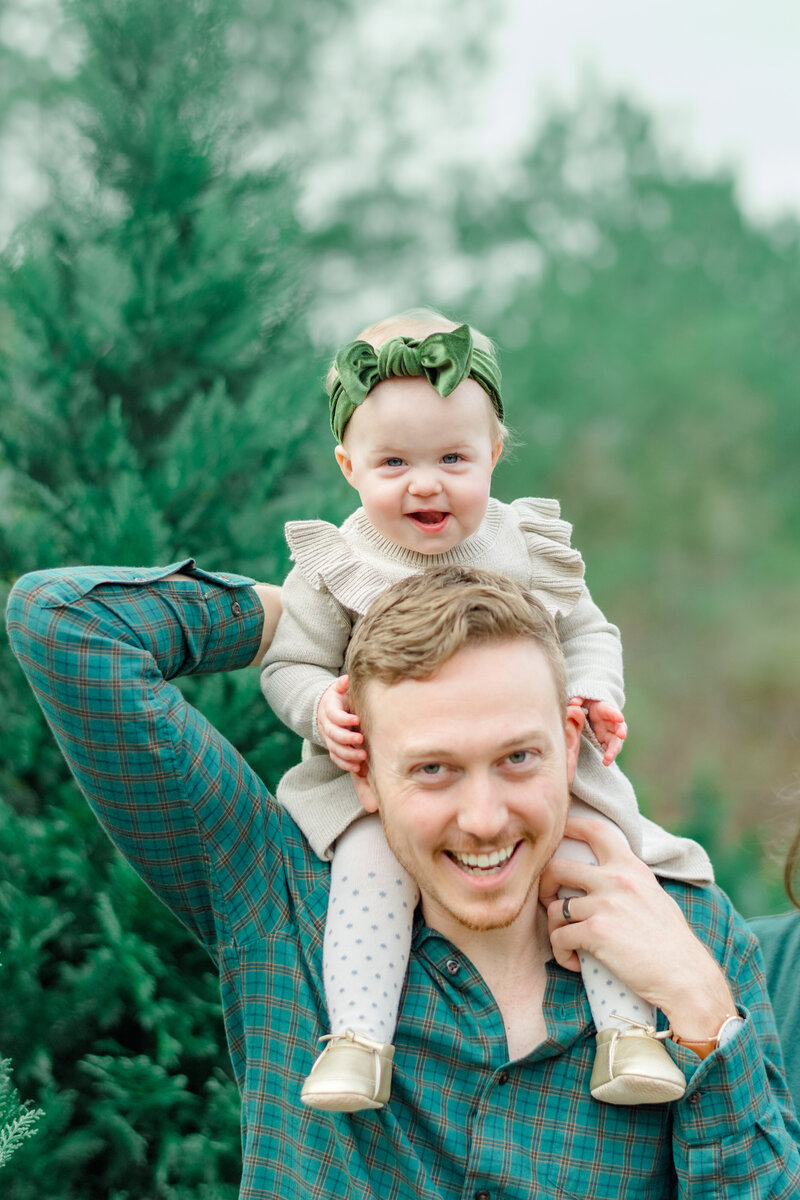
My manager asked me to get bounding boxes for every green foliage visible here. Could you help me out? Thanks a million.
[0,1056,43,1169]
[0,0,349,1194]
[677,775,787,918]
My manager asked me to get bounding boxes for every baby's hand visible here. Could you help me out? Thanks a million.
[317,675,366,774]
[569,696,627,766]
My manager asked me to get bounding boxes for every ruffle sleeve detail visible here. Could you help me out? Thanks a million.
[511,497,587,618]
[284,520,391,615]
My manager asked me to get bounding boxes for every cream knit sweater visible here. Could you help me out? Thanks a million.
[261,497,712,884]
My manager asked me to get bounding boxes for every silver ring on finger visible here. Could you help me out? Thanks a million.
[562,896,575,923]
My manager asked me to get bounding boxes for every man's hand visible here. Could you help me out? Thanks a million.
[317,675,366,773]
[570,696,627,766]
[540,817,737,1043]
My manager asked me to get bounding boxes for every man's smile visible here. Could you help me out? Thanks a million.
[446,841,521,877]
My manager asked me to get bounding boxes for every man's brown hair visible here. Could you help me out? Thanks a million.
[345,566,567,732]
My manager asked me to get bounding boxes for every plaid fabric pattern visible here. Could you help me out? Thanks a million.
[7,564,800,1200]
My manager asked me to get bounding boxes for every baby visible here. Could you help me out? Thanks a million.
[262,310,713,1112]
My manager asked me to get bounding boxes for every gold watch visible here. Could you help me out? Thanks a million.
[672,1015,743,1060]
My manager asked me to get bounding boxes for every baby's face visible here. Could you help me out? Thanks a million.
[335,376,501,555]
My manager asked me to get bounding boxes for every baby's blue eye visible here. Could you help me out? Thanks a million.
[441,453,461,464]
[385,457,404,467]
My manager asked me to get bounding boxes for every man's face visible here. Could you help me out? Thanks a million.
[352,639,581,939]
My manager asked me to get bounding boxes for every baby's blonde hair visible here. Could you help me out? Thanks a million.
[327,307,508,449]
[354,307,496,355]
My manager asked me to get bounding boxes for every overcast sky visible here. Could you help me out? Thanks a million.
[477,0,800,221]
[1,0,798,244]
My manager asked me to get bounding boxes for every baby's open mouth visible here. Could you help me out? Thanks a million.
[408,511,448,526]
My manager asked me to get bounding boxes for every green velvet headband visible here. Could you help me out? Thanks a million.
[328,324,503,442]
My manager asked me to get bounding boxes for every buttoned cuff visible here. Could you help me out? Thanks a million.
[24,559,262,676]
[672,1008,773,1139]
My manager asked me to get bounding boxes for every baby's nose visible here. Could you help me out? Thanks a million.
[407,470,443,495]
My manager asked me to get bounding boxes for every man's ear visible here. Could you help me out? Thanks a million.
[334,444,356,487]
[564,706,583,785]
[351,763,379,814]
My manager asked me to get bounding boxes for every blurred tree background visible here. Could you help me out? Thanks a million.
[1,0,798,1194]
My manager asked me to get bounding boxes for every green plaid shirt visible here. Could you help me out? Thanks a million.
[7,565,800,1200]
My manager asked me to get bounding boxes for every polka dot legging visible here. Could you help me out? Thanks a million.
[555,799,657,1033]
[324,813,417,1042]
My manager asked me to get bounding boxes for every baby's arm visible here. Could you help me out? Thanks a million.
[557,587,627,765]
[260,566,354,746]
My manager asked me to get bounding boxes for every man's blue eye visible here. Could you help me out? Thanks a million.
[507,751,529,764]
[420,764,442,775]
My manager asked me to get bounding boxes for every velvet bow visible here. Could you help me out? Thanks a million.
[329,324,502,442]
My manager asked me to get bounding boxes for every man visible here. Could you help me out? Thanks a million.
[7,561,799,1198]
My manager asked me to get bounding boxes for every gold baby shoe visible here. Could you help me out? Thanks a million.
[301,1028,395,1112]
[590,1024,686,1105]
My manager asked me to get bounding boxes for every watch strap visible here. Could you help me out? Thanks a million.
[672,1015,743,1060]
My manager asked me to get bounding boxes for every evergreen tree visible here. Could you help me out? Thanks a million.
[0,0,347,1194]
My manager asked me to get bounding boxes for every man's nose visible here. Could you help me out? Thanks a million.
[407,468,443,497]
[456,775,508,841]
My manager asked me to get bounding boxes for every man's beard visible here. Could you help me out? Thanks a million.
[379,814,555,933]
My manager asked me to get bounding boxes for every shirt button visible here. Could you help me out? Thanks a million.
[688,1092,703,1106]
[475,1191,491,1200]
[445,958,460,975]
[497,1070,510,1086]
[231,601,242,616]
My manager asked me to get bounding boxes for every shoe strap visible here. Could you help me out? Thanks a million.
[318,1028,386,1052]
[609,1013,672,1041]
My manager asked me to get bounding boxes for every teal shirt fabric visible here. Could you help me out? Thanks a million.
[750,911,800,1117]
[7,565,800,1200]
